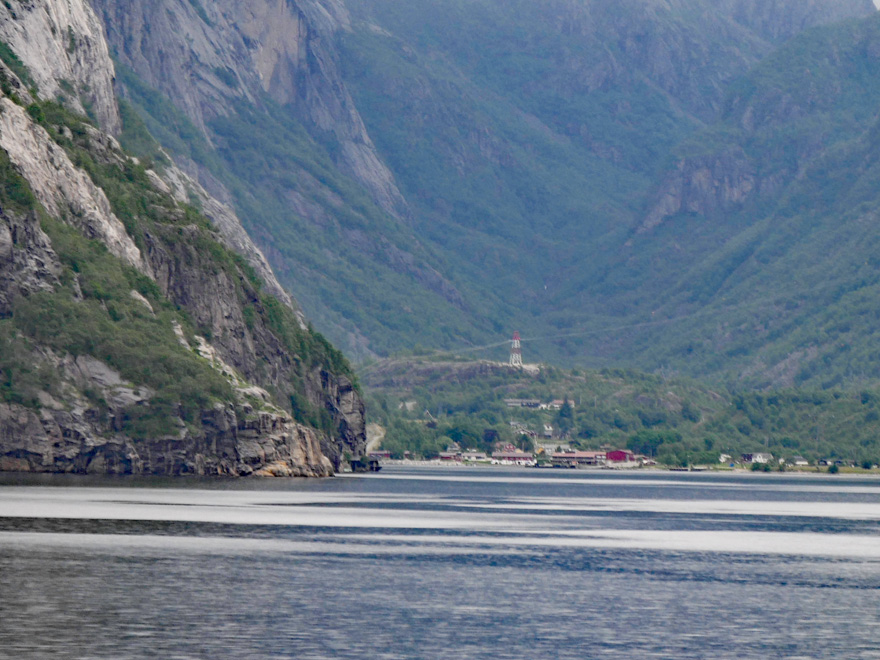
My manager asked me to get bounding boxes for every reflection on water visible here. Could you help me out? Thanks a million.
[1,467,879,659]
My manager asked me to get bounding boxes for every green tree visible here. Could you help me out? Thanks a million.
[628,430,681,458]
[555,397,574,437]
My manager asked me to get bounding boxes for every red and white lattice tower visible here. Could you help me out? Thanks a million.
[509,331,523,367]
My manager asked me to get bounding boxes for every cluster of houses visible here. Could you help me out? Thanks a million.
[727,453,861,468]
[400,444,649,468]
[503,398,574,411]
[369,446,861,469]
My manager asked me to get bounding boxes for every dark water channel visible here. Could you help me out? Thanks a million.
[1,467,879,659]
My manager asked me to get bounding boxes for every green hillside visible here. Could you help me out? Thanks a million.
[600,12,880,387]
[339,0,777,342]
[364,358,880,467]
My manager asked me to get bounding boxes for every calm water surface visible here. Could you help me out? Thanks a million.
[1,467,879,659]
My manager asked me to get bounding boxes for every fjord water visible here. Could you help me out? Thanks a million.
[1,468,879,659]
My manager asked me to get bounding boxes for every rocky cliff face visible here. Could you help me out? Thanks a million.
[0,0,299,318]
[639,147,757,232]
[0,0,120,134]
[157,162,298,313]
[0,96,144,269]
[716,0,876,42]
[0,352,336,477]
[90,0,408,219]
[0,2,365,476]
[640,7,879,232]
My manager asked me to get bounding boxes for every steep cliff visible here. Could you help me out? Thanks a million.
[86,0,477,361]
[91,0,407,219]
[0,2,365,476]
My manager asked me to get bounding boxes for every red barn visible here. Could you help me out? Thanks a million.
[606,449,635,463]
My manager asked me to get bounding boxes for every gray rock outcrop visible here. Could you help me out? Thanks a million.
[0,97,145,270]
[640,147,757,233]
[0,400,335,477]
[0,0,121,134]
[90,0,408,219]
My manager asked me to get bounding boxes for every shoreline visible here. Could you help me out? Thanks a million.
[376,460,880,477]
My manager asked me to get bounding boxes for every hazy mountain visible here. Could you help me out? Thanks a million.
[85,0,880,389]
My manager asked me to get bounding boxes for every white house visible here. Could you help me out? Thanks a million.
[741,452,774,464]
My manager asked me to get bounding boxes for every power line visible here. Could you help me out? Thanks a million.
[425,275,876,360]
[360,272,880,372]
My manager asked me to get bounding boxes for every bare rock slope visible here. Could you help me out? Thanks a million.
[91,0,408,219]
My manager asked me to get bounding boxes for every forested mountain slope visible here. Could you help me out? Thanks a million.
[606,11,880,388]
[342,0,880,386]
[85,0,880,391]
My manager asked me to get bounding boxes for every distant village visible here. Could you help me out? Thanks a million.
[369,444,853,470]
[375,389,864,471]
[369,442,645,468]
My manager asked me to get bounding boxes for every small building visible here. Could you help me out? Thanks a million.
[719,453,732,464]
[492,451,535,466]
[741,452,774,464]
[369,450,391,460]
[551,451,606,468]
[461,451,489,462]
[543,424,554,438]
[438,452,462,462]
[792,456,809,467]
[504,398,541,408]
[817,458,852,467]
